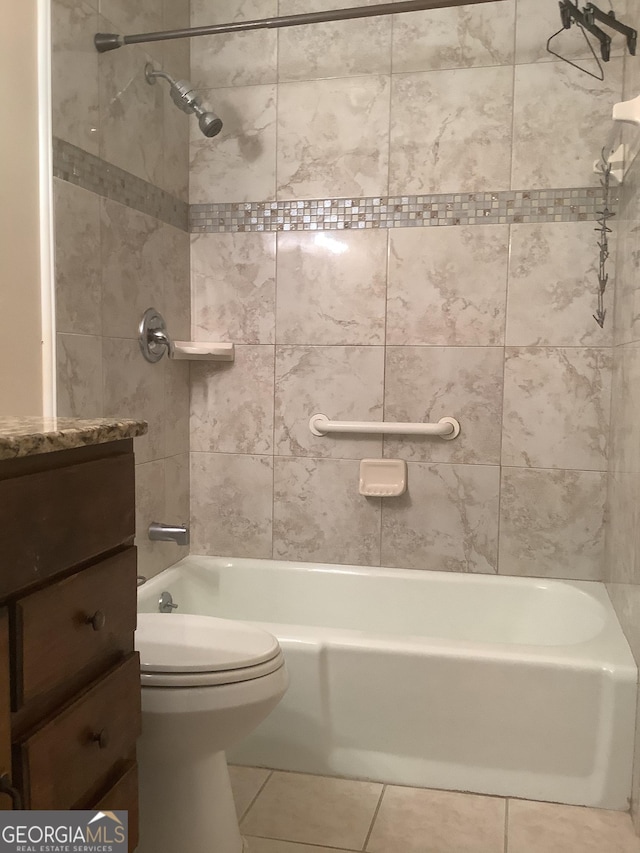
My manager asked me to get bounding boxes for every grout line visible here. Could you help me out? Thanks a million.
[362,784,386,851]
[238,767,274,823]
[504,798,510,853]
[495,224,510,576]
[379,227,391,566]
[244,833,361,852]
[271,237,279,561]
[509,0,518,192]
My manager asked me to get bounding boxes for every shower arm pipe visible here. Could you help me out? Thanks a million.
[309,414,461,440]
[95,0,505,51]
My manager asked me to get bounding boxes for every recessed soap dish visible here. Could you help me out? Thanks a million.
[359,459,407,497]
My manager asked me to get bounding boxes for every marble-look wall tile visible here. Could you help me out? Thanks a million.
[511,59,624,190]
[164,0,190,34]
[622,6,640,169]
[98,34,164,186]
[190,453,273,558]
[160,0,190,200]
[56,334,103,418]
[606,348,640,606]
[190,346,275,454]
[165,361,190,458]
[273,457,381,565]
[191,0,278,89]
[102,337,165,464]
[276,76,390,200]
[613,157,640,347]
[98,0,162,40]
[515,0,628,66]
[100,199,167,339]
[278,0,391,82]
[383,347,504,465]
[52,0,99,154]
[164,452,190,566]
[386,225,508,346]
[389,66,513,195]
[275,346,384,459]
[161,224,191,341]
[135,459,168,579]
[276,230,387,345]
[607,581,640,667]
[191,232,276,344]
[506,222,613,346]
[606,473,638,587]
[392,0,515,74]
[606,343,640,478]
[502,347,611,471]
[499,467,606,580]
[380,462,500,573]
[632,680,640,836]
[190,84,277,204]
[162,43,190,202]
[135,457,188,579]
[54,179,102,336]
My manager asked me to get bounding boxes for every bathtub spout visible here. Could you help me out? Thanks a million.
[148,522,190,546]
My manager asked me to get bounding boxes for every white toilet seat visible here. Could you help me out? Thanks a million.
[141,650,286,688]
[136,612,285,688]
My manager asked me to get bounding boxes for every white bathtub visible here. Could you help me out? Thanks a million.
[138,556,637,810]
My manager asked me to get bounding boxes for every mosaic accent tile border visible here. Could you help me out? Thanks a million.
[52,137,189,232]
[190,188,612,233]
[52,137,612,236]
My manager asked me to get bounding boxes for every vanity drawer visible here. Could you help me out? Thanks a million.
[0,610,13,811]
[13,549,137,708]
[94,761,139,852]
[20,654,141,810]
[0,450,135,599]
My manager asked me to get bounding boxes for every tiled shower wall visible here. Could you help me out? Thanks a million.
[188,0,625,577]
[52,0,191,578]
[606,1,640,831]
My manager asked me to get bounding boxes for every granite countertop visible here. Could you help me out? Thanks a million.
[0,417,148,461]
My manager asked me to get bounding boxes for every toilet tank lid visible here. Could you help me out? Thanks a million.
[136,613,281,673]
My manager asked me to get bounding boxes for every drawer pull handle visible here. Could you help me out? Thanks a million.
[0,774,23,809]
[86,610,106,631]
[92,729,110,750]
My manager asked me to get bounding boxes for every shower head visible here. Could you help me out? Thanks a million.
[145,64,223,138]
[197,111,224,138]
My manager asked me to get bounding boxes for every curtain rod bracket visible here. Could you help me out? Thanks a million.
[94,33,123,52]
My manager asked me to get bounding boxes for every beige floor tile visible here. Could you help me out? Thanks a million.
[507,799,640,853]
[229,766,271,820]
[366,786,506,853]
[245,838,359,853]
[241,771,383,849]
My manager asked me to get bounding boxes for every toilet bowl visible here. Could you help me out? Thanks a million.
[135,612,288,853]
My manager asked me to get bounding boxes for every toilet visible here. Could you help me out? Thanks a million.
[135,612,288,853]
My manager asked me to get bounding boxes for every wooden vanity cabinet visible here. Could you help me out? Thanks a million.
[0,438,141,848]
[0,609,13,810]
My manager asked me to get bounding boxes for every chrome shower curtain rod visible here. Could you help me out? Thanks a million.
[95,0,504,52]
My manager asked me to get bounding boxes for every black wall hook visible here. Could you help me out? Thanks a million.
[548,1,637,76]
[584,3,637,56]
[558,0,612,61]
